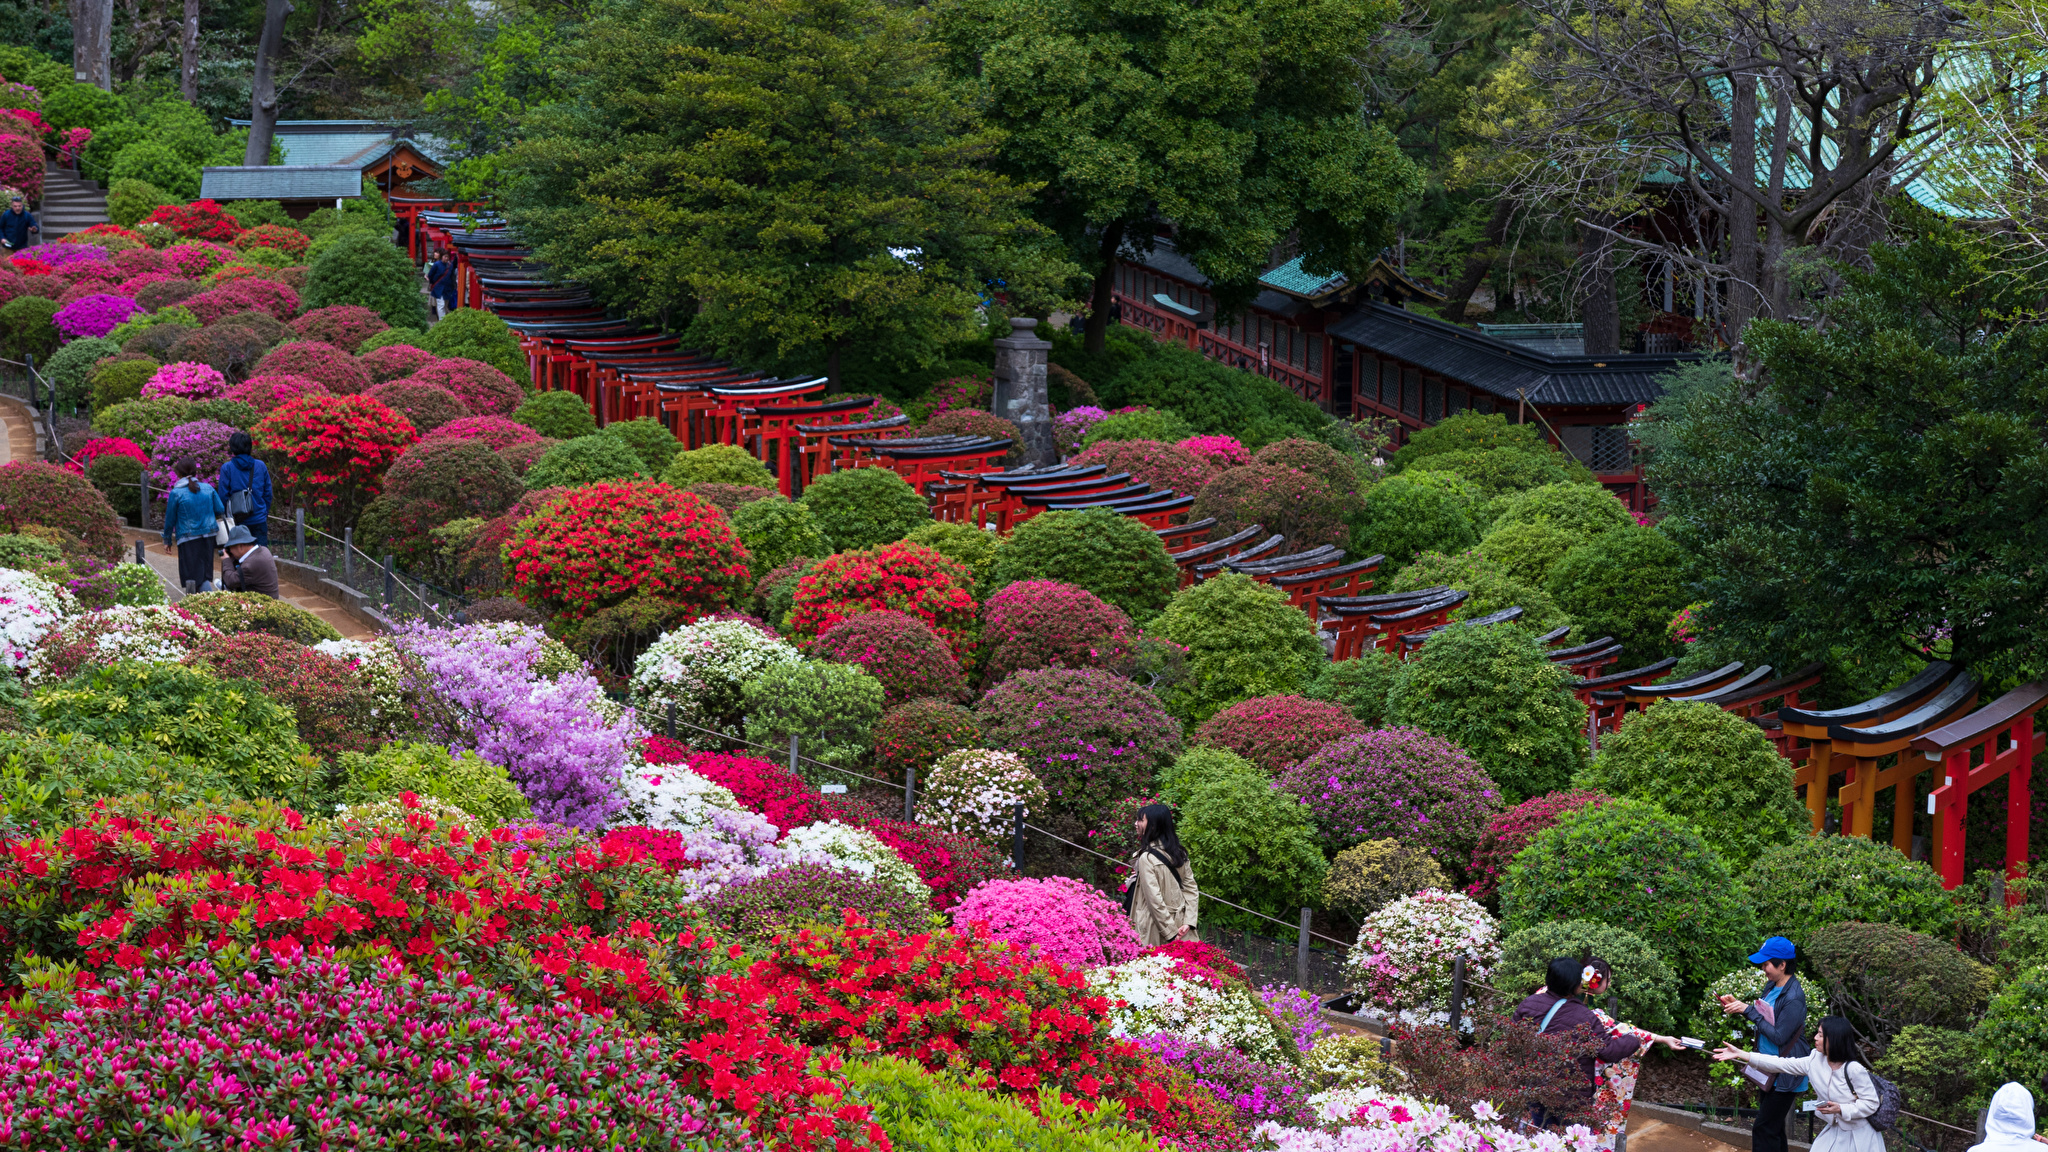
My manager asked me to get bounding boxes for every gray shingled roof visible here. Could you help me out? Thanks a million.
[1327,303,1698,407]
[199,166,364,202]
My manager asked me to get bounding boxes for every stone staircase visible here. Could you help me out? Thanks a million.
[38,159,107,239]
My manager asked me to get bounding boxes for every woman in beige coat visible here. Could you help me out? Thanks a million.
[1715,1017,1885,1152]
[1128,803,1199,946]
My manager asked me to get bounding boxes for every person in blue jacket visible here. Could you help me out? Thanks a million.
[217,431,272,547]
[161,456,225,592]
[0,196,38,250]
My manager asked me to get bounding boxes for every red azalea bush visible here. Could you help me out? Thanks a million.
[671,746,883,832]
[786,541,978,663]
[1071,438,1215,501]
[975,667,1182,829]
[1142,939,1247,982]
[358,342,439,384]
[142,200,244,242]
[161,245,235,280]
[367,378,470,433]
[233,223,312,260]
[980,579,1137,687]
[1195,695,1368,774]
[872,698,982,779]
[813,609,969,709]
[291,303,388,353]
[405,356,526,416]
[254,340,373,393]
[506,479,752,623]
[133,278,202,312]
[63,436,147,476]
[1465,789,1614,903]
[0,460,125,559]
[1274,728,1504,876]
[182,632,379,759]
[223,372,327,413]
[1191,463,1360,551]
[420,412,543,451]
[253,393,418,526]
[58,261,122,287]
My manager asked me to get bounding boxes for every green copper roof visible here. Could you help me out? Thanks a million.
[1259,256,1348,299]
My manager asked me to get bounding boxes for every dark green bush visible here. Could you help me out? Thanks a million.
[904,521,997,594]
[1574,699,1808,863]
[185,399,260,431]
[358,327,427,355]
[1,295,60,360]
[0,729,206,830]
[1740,835,1958,941]
[796,466,930,552]
[512,390,599,440]
[1177,761,1329,932]
[1384,548,1568,633]
[85,453,144,522]
[1306,648,1398,726]
[106,179,177,228]
[43,337,119,412]
[1148,572,1325,726]
[1496,919,1682,1034]
[304,232,430,330]
[94,398,194,454]
[89,357,159,415]
[740,660,886,776]
[731,498,831,582]
[1476,520,1584,588]
[988,509,1176,625]
[336,741,530,824]
[1353,471,1480,574]
[418,307,527,380]
[1872,1026,1979,1137]
[1053,326,1329,449]
[1386,621,1586,803]
[219,199,296,230]
[520,434,646,490]
[598,417,681,473]
[1805,920,1995,1038]
[1502,798,1757,985]
[1544,526,1695,666]
[1978,965,2048,1099]
[1390,412,1576,473]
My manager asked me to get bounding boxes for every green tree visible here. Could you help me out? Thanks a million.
[1573,700,1807,864]
[1386,620,1586,802]
[935,0,1422,352]
[1543,526,1694,666]
[501,0,1072,385]
[1148,572,1326,726]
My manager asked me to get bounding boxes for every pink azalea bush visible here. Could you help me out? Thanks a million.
[254,340,373,394]
[950,875,1144,967]
[51,293,142,340]
[979,579,1136,686]
[224,372,328,412]
[405,357,525,416]
[1070,438,1214,501]
[1054,406,1110,455]
[419,413,544,451]
[160,240,239,278]
[1180,434,1250,469]
[140,360,229,401]
[358,343,439,384]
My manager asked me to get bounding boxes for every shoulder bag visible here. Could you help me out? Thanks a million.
[223,459,256,518]
[1120,848,1184,914]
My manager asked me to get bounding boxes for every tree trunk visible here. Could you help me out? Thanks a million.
[244,0,293,166]
[1725,57,1762,342]
[1441,199,1514,325]
[71,0,113,89]
[826,339,842,391]
[180,0,201,103]
[1578,218,1620,355]
[1082,218,1127,355]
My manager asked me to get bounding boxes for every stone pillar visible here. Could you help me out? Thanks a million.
[993,316,1055,466]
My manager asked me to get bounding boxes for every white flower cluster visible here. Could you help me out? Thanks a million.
[336,793,478,831]
[1250,1089,1600,1152]
[26,603,221,683]
[618,760,743,833]
[1345,889,1500,1022]
[917,748,1048,846]
[1086,953,1288,1062]
[629,619,799,739]
[312,637,411,727]
[779,820,931,905]
[0,567,74,671]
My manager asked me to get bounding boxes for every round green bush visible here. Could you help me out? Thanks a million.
[1353,471,1480,574]
[740,659,886,776]
[1574,699,1807,864]
[1306,648,1397,727]
[42,81,124,132]
[43,337,119,412]
[1,295,59,359]
[1476,519,1585,588]
[904,521,998,593]
[1383,548,1569,634]
[1974,965,2048,1103]
[664,443,776,489]
[975,666,1182,830]
[89,357,159,414]
[109,141,200,200]
[418,307,527,381]
[304,232,430,329]
[1158,744,1262,806]
[1486,482,1635,540]
[1177,761,1329,932]
[1739,835,1957,942]
[177,591,345,645]
[1544,526,1695,666]
[1389,412,1570,472]
[1406,448,1577,502]
[337,740,531,825]
[86,453,143,522]
[1495,919,1682,1034]
[520,434,646,490]
[358,327,428,355]
[512,390,598,440]
[598,417,681,474]
[186,399,260,432]
[1385,621,1587,803]
[1147,572,1325,726]
[1803,920,1995,1037]
[796,466,930,552]
[732,498,832,582]
[1501,798,1757,985]
[105,180,174,229]
[1079,407,1193,447]
[988,509,1176,625]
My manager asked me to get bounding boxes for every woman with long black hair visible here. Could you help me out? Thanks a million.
[1715,1016,1884,1152]
[1126,803,1199,946]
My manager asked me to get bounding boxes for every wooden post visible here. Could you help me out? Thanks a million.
[342,527,354,582]
[382,553,394,609]
[2010,715,2035,904]
[134,540,144,565]
[1297,908,1312,991]
[294,507,306,563]
[1448,955,1466,1035]
[787,734,800,776]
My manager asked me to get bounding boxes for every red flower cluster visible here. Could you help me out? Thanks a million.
[1465,789,1613,902]
[253,393,417,524]
[1194,694,1366,773]
[787,541,979,662]
[233,222,312,260]
[141,199,245,242]
[506,480,752,623]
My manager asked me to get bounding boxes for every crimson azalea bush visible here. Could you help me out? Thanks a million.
[358,342,439,384]
[813,609,969,709]
[872,698,981,779]
[182,631,379,760]
[1273,729,1503,876]
[786,541,978,662]
[1465,789,1613,903]
[254,340,373,393]
[253,393,418,528]
[1070,439,1214,501]
[406,356,526,416]
[506,480,751,623]
[975,667,1182,830]
[950,876,1144,967]
[0,461,124,559]
[291,303,388,352]
[182,279,297,324]
[980,579,1136,687]
[141,200,243,241]
[232,223,311,260]
[1194,695,1366,774]
[422,413,544,451]
[133,277,201,312]
[368,378,470,433]
[223,372,327,413]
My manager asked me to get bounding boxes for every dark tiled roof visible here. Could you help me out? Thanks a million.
[1127,239,1209,286]
[1327,303,1699,407]
[198,165,365,201]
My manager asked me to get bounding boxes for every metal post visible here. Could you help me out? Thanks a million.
[665,701,676,740]
[134,540,144,565]
[22,353,32,411]
[382,553,394,609]
[1449,955,1467,1034]
[343,527,354,582]
[1010,802,1025,870]
[903,763,917,823]
[294,507,306,563]
[139,474,149,530]
[788,734,799,776]
[1296,907,1312,991]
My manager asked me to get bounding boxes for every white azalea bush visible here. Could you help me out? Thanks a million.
[26,603,220,683]
[0,567,76,671]
[1346,889,1500,1023]
[778,820,931,905]
[312,637,412,730]
[628,618,800,741]
[1087,952,1291,1063]
[1255,1089,1600,1152]
[619,758,743,833]
[917,748,1049,846]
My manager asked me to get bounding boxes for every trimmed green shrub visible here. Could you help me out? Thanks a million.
[0,729,200,830]
[1,295,59,359]
[358,327,428,355]
[1079,407,1193,447]
[1353,471,1480,574]
[1502,798,1757,985]
[1177,758,1330,932]
[1384,549,1568,633]
[89,357,159,414]
[1386,621,1587,803]
[1306,648,1398,726]
[1973,964,2048,1095]
[740,659,886,776]
[840,1056,1157,1152]
[1544,526,1695,666]
[598,417,681,474]
[43,337,119,412]
[1407,448,1580,502]
[106,179,177,228]
[1476,520,1585,588]
[86,453,144,521]
[337,740,532,825]
[418,307,527,381]
[0,532,65,569]
[664,442,775,489]
[1740,836,1958,942]
[732,498,832,582]
[1391,412,1569,471]
[94,397,192,454]
[1574,699,1807,864]
[176,591,344,645]
[1804,920,1995,1038]
[1322,839,1451,919]
[304,232,430,330]
[186,399,260,432]
[511,390,599,440]
[796,466,930,552]
[109,141,200,200]
[219,199,296,230]
[1158,745,1262,807]
[1487,482,1635,540]
[1148,572,1324,726]
[520,434,646,490]
[1496,919,1682,1034]
[904,521,998,593]
[988,509,1176,625]
[42,81,123,132]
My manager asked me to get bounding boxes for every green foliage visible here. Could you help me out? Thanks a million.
[521,434,647,490]
[110,563,164,606]
[86,454,143,522]
[1872,1026,1978,1136]
[40,81,122,132]
[1159,744,1263,808]
[42,337,118,412]
[220,200,296,230]
[1390,412,1551,471]
[1475,520,1583,588]
[1322,839,1451,920]
[305,233,431,330]
[1542,526,1693,667]
[1486,482,1635,540]
[988,509,1176,625]
[1975,963,2048,1096]
[1496,919,1682,1034]
[0,533,62,569]
[1574,700,1807,864]
[0,295,59,360]
[176,592,344,645]
[1385,622,1586,803]
[1079,408,1193,447]
[1739,836,1958,942]
[30,662,315,801]
[1502,798,1757,986]
[418,308,528,381]
[337,741,532,825]
[1383,548,1568,634]
[598,417,681,474]
[741,659,887,776]
[1051,329,1333,448]
[1148,572,1326,726]
[664,443,776,489]
[0,729,207,831]
[1406,448,1581,502]
[89,357,163,418]
[187,399,260,431]
[732,499,832,583]
[796,467,931,552]
[109,141,200,200]
[1353,470,1480,574]
[1305,648,1398,727]
[904,521,998,594]
[1176,756,1330,932]
[358,327,428,355]
[512,390,598,440]
[93,397,191,454]
[841,1056,1152,1152]
[105,179,176,228]
[1804,920,1995,1039]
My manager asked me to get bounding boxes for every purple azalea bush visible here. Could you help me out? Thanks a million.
[146,419,237,495]
[392,622,635,829]
[1137,1032,1315,1126]
[1054,406,1110,455]
[18,242,107,269]
[1259,982,1334,1056]
[52,293,142,340]
[1273,728,1503,861]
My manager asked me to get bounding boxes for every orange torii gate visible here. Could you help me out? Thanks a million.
[1778,663,1963,835]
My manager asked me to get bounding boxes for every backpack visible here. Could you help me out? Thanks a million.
[1854,1063,1905,1133]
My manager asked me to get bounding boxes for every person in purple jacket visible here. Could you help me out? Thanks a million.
[1514,957,1653,1130]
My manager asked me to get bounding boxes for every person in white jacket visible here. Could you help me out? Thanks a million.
[1714,1017,1883,1152]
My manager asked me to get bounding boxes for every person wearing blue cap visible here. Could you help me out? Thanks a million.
[1719,936,1812,1152]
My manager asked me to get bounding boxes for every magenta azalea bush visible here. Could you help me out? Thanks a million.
[979,579,1136,686]
[51,293,141,340]
[974,667,1181,830]
[1054,406,1110,455]
[19,243,107,269]
[141,360,229,401]
[1179,434,1250,469]
[950,876,1144,967]
[224,372,328,412]
[1273,728,1504,868]
[161,240,238,278]
[146,420,238,493]
[1136,1033,1314,1127]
